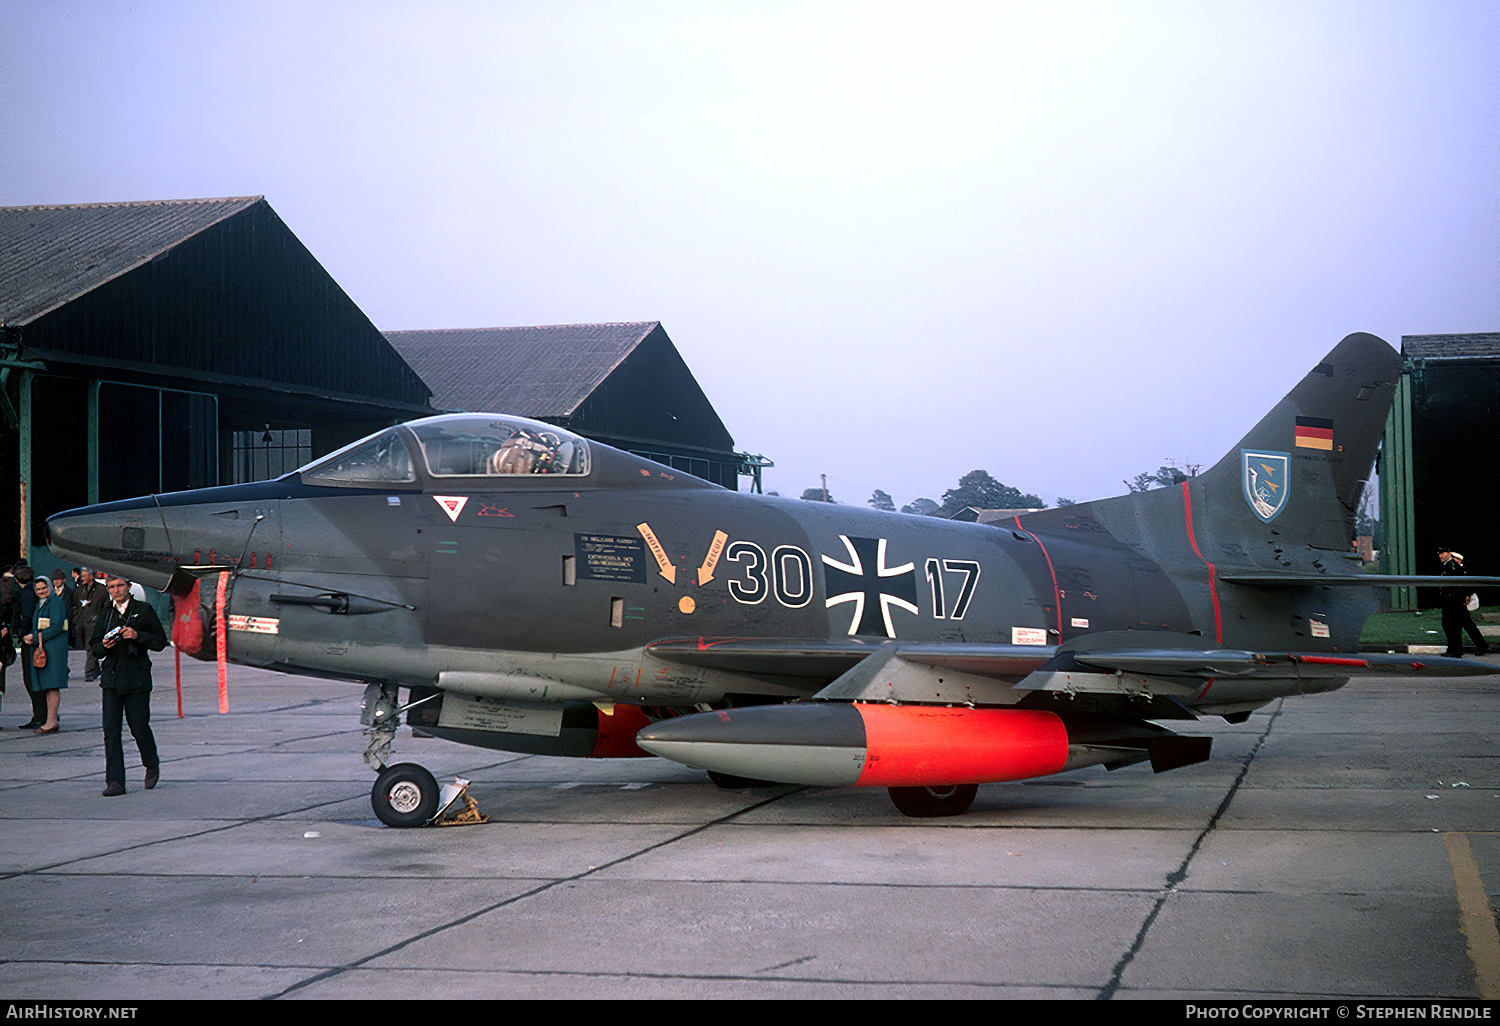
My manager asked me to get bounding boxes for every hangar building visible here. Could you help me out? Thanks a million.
[1380,332,1500,608]
[1,197,753,573]
[384,322,744,489]
[0,196,433,570]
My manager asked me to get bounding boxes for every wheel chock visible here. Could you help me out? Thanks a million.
[431,777,489,826]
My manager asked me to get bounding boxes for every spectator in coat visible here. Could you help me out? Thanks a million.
[91,575,167,796]
[10,565,45,730]
[0,565,13,719]
[24,576,69,734]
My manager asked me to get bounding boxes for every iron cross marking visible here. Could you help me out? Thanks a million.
[822,535,919,638]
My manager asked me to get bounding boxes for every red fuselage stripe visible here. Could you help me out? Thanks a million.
[1015,516,1063,639]
[1180,482,1223,702]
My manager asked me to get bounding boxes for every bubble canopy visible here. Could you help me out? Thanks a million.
[298,414,591,485]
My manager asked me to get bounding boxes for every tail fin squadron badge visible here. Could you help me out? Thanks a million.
[1242,450,1289,522]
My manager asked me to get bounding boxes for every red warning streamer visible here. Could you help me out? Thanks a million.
[170,581,203,719]
[215,571,229,713]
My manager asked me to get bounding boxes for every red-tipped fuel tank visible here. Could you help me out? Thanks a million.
[636,702,1070,787]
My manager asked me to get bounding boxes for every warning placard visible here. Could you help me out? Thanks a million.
[574,533,647,583]
[438,692,564,736]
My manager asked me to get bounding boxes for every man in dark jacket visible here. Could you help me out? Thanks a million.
[1438,549,1491,658]
[90,575,167,796]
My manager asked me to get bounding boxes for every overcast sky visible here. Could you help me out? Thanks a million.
[3,1,1496,507]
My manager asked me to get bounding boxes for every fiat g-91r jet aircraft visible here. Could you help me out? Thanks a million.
[47,333,1499,824]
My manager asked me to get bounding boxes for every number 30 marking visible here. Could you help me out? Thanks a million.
[727,542,814,609]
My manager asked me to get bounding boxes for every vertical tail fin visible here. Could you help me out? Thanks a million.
[1188,332,1400,559]
[1019,333,1402,648]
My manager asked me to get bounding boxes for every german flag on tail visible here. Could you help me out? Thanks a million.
[1295,416,1333,450]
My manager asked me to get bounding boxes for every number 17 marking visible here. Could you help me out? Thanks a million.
[925,559,981,619]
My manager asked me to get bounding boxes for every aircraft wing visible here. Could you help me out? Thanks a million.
[651,633,1497,682]
[650,632,1497,715]
[646,637,1057,682]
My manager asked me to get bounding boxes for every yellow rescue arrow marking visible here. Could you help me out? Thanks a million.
[636,522,676,583]
[697,530,728,585]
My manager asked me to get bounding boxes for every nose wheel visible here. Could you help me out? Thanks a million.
[371,762,439,827]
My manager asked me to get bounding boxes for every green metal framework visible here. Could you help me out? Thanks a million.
[1379,362,1416,610]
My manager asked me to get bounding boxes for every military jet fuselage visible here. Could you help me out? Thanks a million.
[47,334,1499,823]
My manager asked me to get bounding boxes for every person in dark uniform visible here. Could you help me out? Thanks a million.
[70,567,106,681]
[50,569,73,625]
[1438,549,1490,658]
[90,575,167,796]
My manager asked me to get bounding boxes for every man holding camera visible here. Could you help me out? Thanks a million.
[90,575,167,796]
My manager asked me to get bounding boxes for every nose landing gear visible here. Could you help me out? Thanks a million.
[371,762,440,827]
[361,682,466,828]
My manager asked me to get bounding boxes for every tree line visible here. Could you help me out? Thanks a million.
[795,463,1204,517]
[799,469,1046,516]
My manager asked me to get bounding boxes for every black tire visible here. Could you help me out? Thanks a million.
[707,770,777,789]
[887,783,979,818]
[371,762,439,827]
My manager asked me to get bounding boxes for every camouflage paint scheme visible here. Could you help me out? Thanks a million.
[46,333,1500,821]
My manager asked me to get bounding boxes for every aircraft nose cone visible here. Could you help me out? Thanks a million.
[47,497,176,590]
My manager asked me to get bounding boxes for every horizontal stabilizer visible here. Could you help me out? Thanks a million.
[1072,648,1500,679]
[1219,573,1500,588]
[1028,629,1497,691]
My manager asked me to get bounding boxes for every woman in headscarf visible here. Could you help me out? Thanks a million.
[10,565,44,729]
[0,565,12,718]
[24,575,69,734]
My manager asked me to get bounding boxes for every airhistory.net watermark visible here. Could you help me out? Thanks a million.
[5,1008,138,1020]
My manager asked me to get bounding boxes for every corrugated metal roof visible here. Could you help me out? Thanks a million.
[384,322,661,416]
[1402,333,1500,361]
[0,197,262,326]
